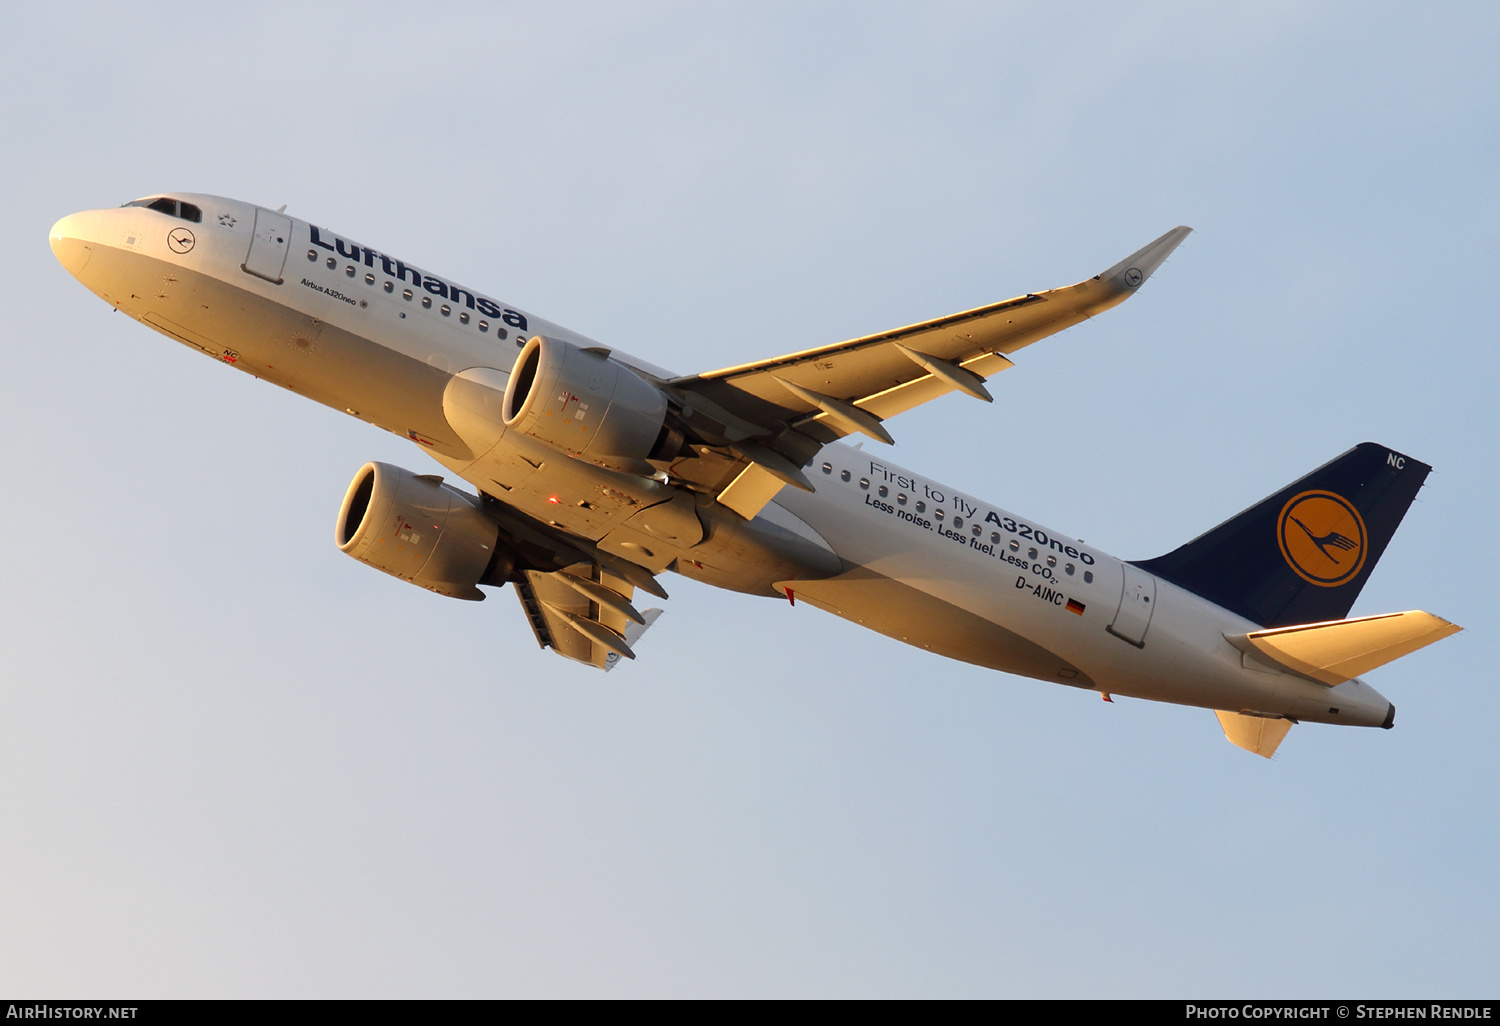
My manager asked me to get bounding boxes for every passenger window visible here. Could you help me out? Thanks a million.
[858,478,869,490]
[991,532,1000,544]
[952,516,962,528]
[326,257,336,269]
[897,494,907,505]
[878,485,888,497]
[1084,571,1094,584]
[1047,555,1057,568]
[422,297,432,308]
[1009,539,1019,552]
[935,509,944,520]
[821,463,832,475]
[840,470,850,482]
[306,250,317,262]
[971,525,981,537]
[478,320,489,332]
[383,282,394,293]
[915,501,926,513]
[1028,548,1038,559]
[460,311,470,324]
[346,266,356,277]
[1065,564,1075,575]
[496,328,508,340]
[402,289,413,300]
[364,273,375,285]
[440,305,451,316]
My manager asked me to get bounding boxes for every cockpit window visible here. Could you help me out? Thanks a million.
[124,197,203,223]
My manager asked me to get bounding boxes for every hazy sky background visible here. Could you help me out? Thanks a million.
[2,1,1496,997]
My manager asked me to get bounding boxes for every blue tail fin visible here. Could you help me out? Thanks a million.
[1135,443,1430,628]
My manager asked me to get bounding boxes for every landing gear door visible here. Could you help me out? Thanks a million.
[1107,563,1156,647]
[243,208,292,284]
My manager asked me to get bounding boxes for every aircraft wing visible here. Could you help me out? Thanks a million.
[513,565,662,671]
[669,227,1190,518]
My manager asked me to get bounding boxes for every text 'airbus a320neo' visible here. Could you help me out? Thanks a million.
[50,193,1460,757]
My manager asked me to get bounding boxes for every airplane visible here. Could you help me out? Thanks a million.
[48,193,1461,758]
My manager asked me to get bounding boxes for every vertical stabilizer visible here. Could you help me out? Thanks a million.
[1136,443,1429,628]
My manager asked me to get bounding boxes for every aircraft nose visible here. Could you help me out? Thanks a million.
[50,212,96,279]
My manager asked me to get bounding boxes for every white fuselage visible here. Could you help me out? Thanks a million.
[49,194,1394,729]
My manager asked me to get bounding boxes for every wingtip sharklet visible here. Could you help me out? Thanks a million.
[1098,225,1192,292]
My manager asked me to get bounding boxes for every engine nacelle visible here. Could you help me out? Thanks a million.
[335,462,513,601]
[502,335,677,470]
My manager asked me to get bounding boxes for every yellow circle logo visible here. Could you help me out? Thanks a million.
[1277,490,1367,587]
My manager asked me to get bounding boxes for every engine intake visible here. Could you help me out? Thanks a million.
[503,335,678,469]
[336,462,513,600]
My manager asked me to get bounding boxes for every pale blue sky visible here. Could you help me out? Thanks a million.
[2,1,1495,996]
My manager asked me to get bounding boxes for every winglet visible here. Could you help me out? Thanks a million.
[1097,225,1192,293]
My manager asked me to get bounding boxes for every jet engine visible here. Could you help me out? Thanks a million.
[502,335,682,469]
[335,462,514,600]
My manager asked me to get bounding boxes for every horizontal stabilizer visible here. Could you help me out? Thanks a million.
[1215,710,1293,759]
[1225,610,1461,687]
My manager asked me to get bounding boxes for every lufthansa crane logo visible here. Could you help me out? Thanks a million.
[167,227,195,254]
[1277,490,1367,587]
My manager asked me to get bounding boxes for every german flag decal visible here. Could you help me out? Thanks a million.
[1066,598,1086,616]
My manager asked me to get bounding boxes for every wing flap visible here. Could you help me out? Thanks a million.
[515,570,591,666]
[1224,610,1461,687]
[844,351,1014,422]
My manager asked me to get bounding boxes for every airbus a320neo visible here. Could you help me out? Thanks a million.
[50,194,1460,757]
